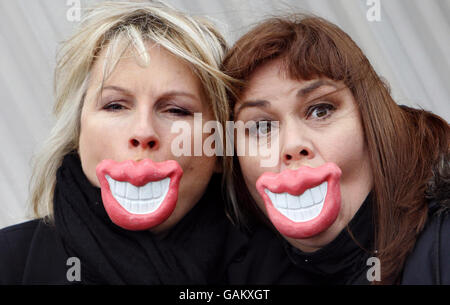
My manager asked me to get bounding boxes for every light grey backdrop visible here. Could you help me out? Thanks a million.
[1,0,449,228]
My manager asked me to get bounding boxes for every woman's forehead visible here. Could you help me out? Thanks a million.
[242,64,340,100]
[88,40,201,95]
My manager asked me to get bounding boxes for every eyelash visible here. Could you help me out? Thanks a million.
[103,103,193,116]
[306,103,336,120]
[103,102,125,112]
[248,120,274,138]
[165,106,193,117]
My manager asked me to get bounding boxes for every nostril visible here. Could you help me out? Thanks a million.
[131,139,139,147]
[149,140,156,149]
[300,149,308,156]
[286,155,292,160]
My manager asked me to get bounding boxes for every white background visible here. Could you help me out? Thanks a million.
[0,0,449,228]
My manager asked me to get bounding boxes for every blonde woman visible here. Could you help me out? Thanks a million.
[0,1,251,284]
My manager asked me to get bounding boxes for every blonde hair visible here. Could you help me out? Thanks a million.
[29,0,233,220]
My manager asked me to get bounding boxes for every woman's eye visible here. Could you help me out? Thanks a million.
[307,103,336,120]
[249,120,272,137]
[166,107,192,116]
[104,103,125,112]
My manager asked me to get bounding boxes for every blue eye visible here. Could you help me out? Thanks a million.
[307,103,335,120]
[166,107,192,116]
[104,103,125,112]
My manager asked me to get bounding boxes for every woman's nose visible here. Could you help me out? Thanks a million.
[283,146,312,163]
[128,115,160,150]
[281,123,314,166]
[129,137,158,149]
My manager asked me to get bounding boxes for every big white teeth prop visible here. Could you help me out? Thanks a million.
[105,175,170,214]
[264,182,327,222]
[256,162,342,239]
[96,158,183,231]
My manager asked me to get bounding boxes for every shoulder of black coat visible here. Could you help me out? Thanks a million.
[0,219,41,284]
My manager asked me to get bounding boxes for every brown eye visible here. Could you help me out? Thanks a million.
[315,108,328,117]
[247,120,276,138]
[307,103,335,120]
[255,121,271,137]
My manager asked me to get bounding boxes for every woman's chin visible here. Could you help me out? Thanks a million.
[282,221,342,252]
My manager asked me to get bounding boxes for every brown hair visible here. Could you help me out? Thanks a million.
[222,14,450,284]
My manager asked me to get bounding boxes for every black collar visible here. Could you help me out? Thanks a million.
[283,192,375,284]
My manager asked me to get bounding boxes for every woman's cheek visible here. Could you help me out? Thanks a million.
[239,155,267,205]
[79,116,126,186]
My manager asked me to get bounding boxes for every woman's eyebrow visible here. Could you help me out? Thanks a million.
[101,86,199,100]
[102,85,132,95]
[235,100,270,117]
[297,80,337,97]
[95,85,133,107]
[159,90,200,101]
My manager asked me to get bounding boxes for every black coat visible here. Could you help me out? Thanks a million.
[401,205,450,284]
[2,201,449,285]
[0,219,69,284]
[0,153,299,285]
[282,197,450,285]
[0,217,301,285]
[4,152,448,284]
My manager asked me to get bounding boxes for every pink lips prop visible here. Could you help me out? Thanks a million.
[96,159,183,231]
[256,162,342,239]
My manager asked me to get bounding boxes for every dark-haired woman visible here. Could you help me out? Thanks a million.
[223,15,449,284]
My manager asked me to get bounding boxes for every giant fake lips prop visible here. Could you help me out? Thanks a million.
[256,162,342,239]
[96,159,183,231]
